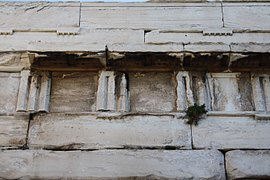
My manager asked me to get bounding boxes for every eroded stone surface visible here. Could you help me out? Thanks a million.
[28,113,191,149]
[146,31,270,45]
[226,150,270,180]
[193,116,270,149]
[81,3,222,30]
[223,3,270,30]
[0,115,29,148]
[129,72,176,112]
[207,73,253,111]
[0,29,144,52]
[50,72,97,112]
[0,2,80,29]
[0,73,20,114]
[0,150,225,179]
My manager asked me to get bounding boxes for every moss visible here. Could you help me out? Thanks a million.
[186,104,207,126]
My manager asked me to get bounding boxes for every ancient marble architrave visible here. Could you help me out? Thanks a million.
[0,1,270,179]
[28,114,191,149]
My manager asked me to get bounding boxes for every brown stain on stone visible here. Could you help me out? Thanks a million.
[8,138,25,145]
[236,73,255,111]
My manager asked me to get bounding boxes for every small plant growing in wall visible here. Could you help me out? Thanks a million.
[185,104,207,126]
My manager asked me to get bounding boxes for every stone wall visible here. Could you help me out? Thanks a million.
[0,2,270,180]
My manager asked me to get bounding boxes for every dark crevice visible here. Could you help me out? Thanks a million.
[33,145,188,152]
[143,30,152,43]
[30,51,270,72]
[219,150,228,180]
[190,125,194,149]
[21,113,33,150]
[220,1,225,28]
[219,148,270,154]
[79,2,82,27]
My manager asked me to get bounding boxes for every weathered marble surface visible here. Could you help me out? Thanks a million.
[129,72,176,112]
[0,2,80,29]
[230,43,270,52]
[108,43,184,52]
[207,73,254,111]
[50,72,98,112]
[223,3,270,30]
[226,150,270,179]
[0,150,225,179]
[81,3,222,30]
[193,116,270,149]
[0,115,29,148]
[28,113,191,149]
[146,31,270,45]
[0,73,20,114]
[0,29,144,52]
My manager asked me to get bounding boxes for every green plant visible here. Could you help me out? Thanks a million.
[185,104,207,126]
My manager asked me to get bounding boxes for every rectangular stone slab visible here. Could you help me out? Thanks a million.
[0,73,20,114]
[0,29,144,52]
[0,2,80,29]
[192,116,270,149]
[223,3,270,30]
[0,150,225,179]
[129,72,176,112]
[226,150,270,180]
[146,31,270,45]
[0,115,29,148]
[28,113,191,149]
[50,72,98,113]
[81,3,222,30]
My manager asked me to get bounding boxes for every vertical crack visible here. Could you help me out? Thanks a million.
[220,150,229,180]
[79,3,82,27]
[190,124,194,149]
[221,1,225,28]
[22,113,33,150]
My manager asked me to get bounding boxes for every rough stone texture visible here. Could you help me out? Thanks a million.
[226,150,270,180]
[50,72,97,112]
[184,43,231,52]
[81,3,222,30]
[0,2,80,29]
[0,53,22,71]
[146,31,270,45]
[0,30,144,52]
[207,73,253,111]
[0,72,20,114]
[0,115,29,148]
[108,43,184,52]
[193,116,270,149]
[129,72,176,112]
[28,113,191,149]
[96,71,116,111]
[0,150,225,179]
[223,3,270,30]
[230,43,270,52]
